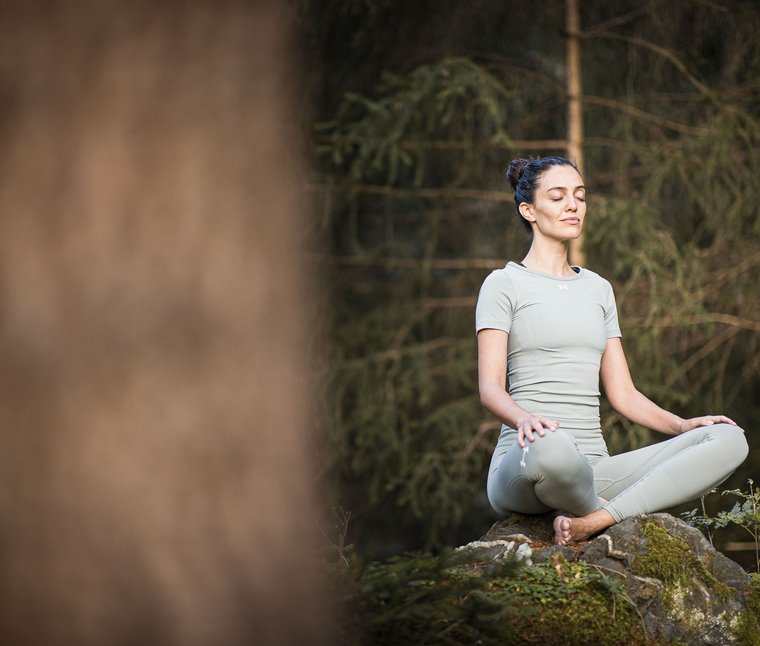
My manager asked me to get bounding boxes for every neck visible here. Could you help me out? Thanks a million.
[522,238,573,277]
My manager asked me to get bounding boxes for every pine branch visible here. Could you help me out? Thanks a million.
[307,254,504,270]
[580,2,660,37]
[584,95,705,136]
[423,297,477,309]
[340,337,469,366]
[309,182,513,203]
[626,313,760,333]
[315,134,568,151]
[664,325,742,387]
[588,31,712,98]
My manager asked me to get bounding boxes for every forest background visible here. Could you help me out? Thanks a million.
[297,0,760,560]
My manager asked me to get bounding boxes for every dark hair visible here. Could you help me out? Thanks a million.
[505,156,579,233]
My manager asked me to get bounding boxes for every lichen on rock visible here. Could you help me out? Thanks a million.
[477,512,760,644]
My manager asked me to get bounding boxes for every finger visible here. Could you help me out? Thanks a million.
[517,429,526,449]
[524,424,536,443]
[536,417,555,433]
[714,415,737,426]
[531,420,545,437]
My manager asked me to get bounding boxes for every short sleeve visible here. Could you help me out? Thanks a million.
[603,281,622,338]
[475,270,515,334]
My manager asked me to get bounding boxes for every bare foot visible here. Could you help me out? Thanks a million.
[553,509,616,545]
[553,515,573,545]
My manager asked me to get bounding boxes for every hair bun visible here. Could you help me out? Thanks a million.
[506,158,529,190]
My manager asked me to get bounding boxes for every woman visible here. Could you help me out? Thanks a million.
[476,156,748,545]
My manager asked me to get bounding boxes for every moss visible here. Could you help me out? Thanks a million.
[345,528,756,645]
[635,522,733,595]
[344,552,647,645]
[632,521,745,641]
[481,558,647,645]
[734,573,760,646]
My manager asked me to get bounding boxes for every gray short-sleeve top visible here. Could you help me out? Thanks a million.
[475,261,622,456]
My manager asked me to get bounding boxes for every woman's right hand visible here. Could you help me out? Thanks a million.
[516,416,559,448]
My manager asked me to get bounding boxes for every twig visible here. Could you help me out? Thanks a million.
[588,31,712,98]
[584,95,705,136]
[306,253,504,270]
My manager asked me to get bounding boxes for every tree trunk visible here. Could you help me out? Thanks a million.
[566,0,586,266]
[0,1,330,644]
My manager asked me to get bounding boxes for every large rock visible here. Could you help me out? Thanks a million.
[465,513,759,645]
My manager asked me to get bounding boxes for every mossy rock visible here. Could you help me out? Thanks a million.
[478,512,760,644]
[579,513,758,644]
[345,513,759,644]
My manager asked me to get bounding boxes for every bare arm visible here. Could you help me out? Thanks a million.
[600,337,739,435]
[478,328,559,448]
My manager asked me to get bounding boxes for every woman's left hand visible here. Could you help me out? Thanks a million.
[678,415,741,434]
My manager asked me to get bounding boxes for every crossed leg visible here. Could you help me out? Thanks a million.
[553,424,748,544]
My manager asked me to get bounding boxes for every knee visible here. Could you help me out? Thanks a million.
[715,424,749,464]
[526,429,575,460]
[526,430,588,481]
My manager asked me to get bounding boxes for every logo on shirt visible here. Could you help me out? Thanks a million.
[558,284,569,290]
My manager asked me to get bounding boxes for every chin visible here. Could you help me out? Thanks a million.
[553,230,583,242]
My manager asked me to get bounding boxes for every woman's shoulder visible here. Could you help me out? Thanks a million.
[579,266,612,284]
[480,263,520,290]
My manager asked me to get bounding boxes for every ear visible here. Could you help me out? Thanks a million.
[518,202,536,223]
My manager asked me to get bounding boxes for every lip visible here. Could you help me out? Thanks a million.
[562,218,580,225]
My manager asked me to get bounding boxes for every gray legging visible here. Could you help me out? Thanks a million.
[486,424,749,522]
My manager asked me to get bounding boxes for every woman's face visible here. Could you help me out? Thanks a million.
[519,165,586,241]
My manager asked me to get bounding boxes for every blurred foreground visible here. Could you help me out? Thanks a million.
[0,1,329,644]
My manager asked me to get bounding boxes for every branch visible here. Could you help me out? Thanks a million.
[306,254,504,270]
[626,313,760,334]
[588,31,712,98]
[456,420,501,459]
[423,297,477,309]
[584,95,705,136]
[308,182,513,203]
[665,325,741,387]
[340,337,469,366]
[703,249,760,296]
[315,134,568,151]
[580,2,660,37]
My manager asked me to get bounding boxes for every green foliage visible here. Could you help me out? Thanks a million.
[631,521,757,642]
[320,56,546,185]
[736,573,760,646]
[634,521,732,601]
[305,1,760,554]
[682,480,760,572]
[339,552,515,645]
[338,552,646,645]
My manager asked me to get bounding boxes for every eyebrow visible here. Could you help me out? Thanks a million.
[547,185,586,192]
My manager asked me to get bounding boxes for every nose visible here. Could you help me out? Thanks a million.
[567,195,578,211]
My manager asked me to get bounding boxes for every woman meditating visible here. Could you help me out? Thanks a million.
[476,156,749,545]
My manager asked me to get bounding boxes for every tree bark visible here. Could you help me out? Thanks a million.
[0,1,330,644]
[566,0,586,266]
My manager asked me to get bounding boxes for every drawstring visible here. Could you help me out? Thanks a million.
[520,444,529,468]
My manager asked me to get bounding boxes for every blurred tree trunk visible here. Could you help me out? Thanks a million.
[566,0,585,266]
[0,1,329,644]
